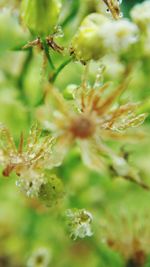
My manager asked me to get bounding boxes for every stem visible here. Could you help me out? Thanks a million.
[12,41,31,51]
[61,0,80,28]
[18,49,33,105]
[42,39,55,70]
[35,58,72,107]
[124,174,150,191]
[51,57,72,83]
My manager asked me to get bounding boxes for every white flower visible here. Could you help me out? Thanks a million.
[27,248,51,267]
[16,169,46,198]
[131,0,150,28]
[66,209,93,240]
[99,19,139,54]
[102,55,125,78]
[0,123,54,178]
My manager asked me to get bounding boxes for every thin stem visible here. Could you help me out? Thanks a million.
[124,174,150,191]
[34,93,46,107]
[35,58,72,107]
[42,39,55,70]
[18,49,33,105]
[51,57,72,82]
[61,0,80,28]
[12,41,31,51]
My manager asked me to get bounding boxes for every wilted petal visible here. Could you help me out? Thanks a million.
[78,138,106,172]
[45,135,72,168]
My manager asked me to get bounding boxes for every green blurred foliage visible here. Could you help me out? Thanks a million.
[0,1,150,267]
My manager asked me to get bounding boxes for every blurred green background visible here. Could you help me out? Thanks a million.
[0,1,150,267]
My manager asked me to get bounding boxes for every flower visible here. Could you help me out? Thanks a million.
[14,164,64,203]
[27,247,51,267]
[130,0,150,30]
[71,14,138,62]
[66,209,93,240]
[16,169,46,198]
[71,13,109,62]
[37,72,147,188]
[0,123,54,178]
[100,19,139,54]
[100,210,150,266]
[0,123,64,199]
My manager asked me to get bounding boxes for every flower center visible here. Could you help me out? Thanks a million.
[69,116,95,139]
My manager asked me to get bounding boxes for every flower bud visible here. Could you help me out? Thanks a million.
[71,13,109,62]
[21,0,62,37]
[63,84,77,100]
[71,13,138,62]
[38,174,64,207]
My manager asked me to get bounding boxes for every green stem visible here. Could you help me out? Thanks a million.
[51,57,72,83]
[35,58,72,107]
[34,95,45,107]
[18,49,33,105]
[42,39,55,70]
[61,0,80,28]
[12,41,31,51]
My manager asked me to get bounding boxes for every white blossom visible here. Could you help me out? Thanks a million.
[99,19,139,54]
[16,169,46,198]
[66,209,93,240]
[27,248,51,267]
[131,0,150,28]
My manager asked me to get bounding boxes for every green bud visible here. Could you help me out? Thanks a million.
[21,0,62,37]
[71,13,109,62]
[38,174,64,207]
[63,84,77,100]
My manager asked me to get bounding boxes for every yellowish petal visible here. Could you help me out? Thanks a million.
[78,138,106,172]
[45,135,72,168]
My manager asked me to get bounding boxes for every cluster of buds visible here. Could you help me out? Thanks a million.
[71,0,150,64]
[71,13,138,62]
